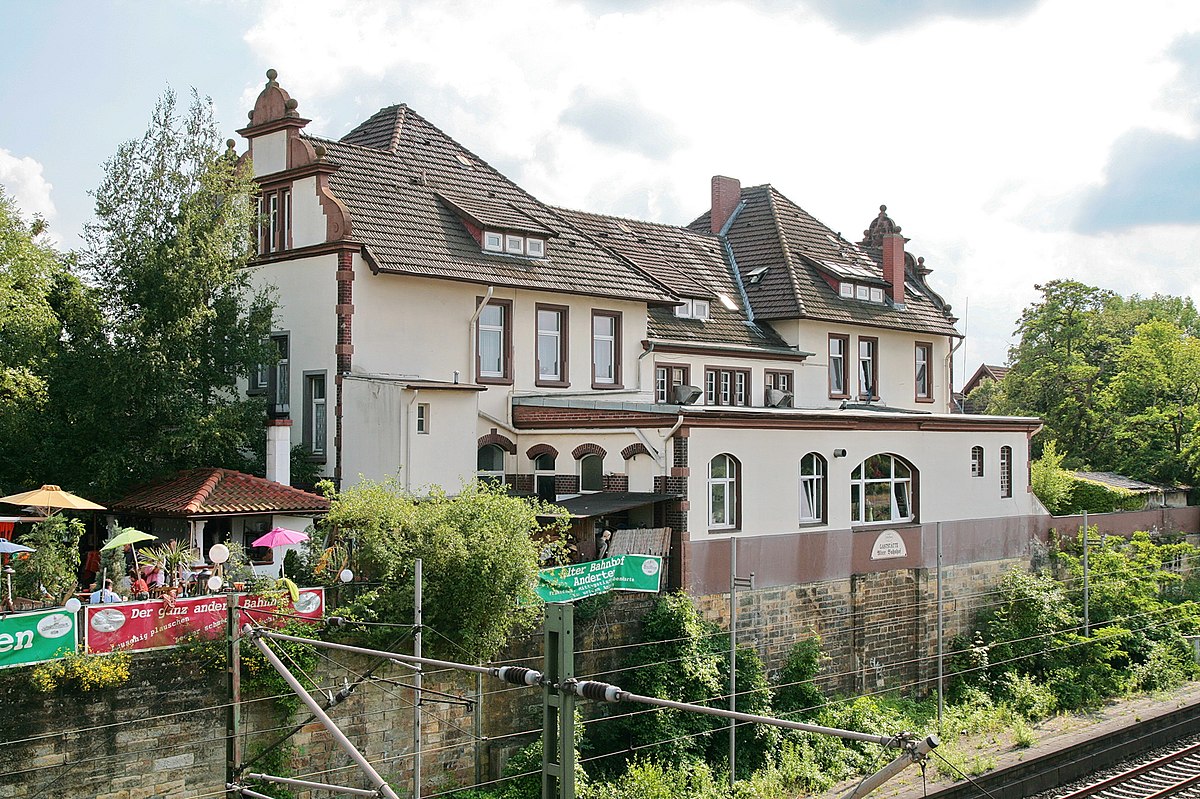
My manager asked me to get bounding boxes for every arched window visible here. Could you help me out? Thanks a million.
[579,454,603,492]
[799,453,826,523]
[477,444,506,484]
[851,454,915,524]
[534,452,556,501]
[709,454,740,530]
[970,446,984,478]
[1000,446,1013,498]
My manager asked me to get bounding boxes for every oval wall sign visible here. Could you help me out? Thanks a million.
[870,529,907,560]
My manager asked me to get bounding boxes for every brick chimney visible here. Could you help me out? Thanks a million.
[710,175,741,234]
[862,205,907,309]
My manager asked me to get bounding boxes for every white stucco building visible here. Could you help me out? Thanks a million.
[237,70,1044,594]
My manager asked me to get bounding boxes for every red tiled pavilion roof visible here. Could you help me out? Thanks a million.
[111,468,329,517]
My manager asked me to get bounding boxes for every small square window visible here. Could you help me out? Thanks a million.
[856,285,870,301]
[675,302,691,318]
[505,234,525,254]
[483,232,502,252]
[870,287,884,303]
[840,283,854,298]
[416,403,430,434]
[692,300,710,320]
[526,238,545,258]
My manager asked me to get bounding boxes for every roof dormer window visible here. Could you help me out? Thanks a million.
[674,299,711,320]
[483,230,546,258]
[483,231,503,252]
[526,238,545,258]
[839,282,854,298]
[505,234,525,254]
[856,285,870,301]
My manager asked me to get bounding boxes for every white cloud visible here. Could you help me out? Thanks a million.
[0,148,56,222]
[240,0,1200,374]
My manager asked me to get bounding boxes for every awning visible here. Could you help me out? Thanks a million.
[538,492,677,519]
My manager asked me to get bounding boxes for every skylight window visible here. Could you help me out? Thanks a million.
[718,293,738,311]
[747,266,769,285]
[455,154,473,168]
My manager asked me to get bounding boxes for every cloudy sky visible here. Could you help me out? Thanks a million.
[3,0,1200,379]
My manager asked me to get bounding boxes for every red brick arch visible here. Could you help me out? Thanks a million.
[621,443,650,460]
[526,443,559,460]
[572,443,607,460]
[477,431,516,454]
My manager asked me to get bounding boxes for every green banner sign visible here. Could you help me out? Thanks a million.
[536,554,663,603]
[0,607,78,670]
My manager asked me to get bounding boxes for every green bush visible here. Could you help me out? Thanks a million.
[997,673,1057,721]
[772,637,825,718]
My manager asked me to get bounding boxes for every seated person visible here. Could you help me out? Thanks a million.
[129,570,150,600]
[89,579,122,604]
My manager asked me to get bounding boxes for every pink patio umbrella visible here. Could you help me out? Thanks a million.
[250,527,309,578]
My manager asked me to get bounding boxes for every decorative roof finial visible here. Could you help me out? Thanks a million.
[266,68,278,85]
[861,204,902,247]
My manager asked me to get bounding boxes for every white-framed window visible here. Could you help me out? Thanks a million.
[477,299,511,381]
[655,365,689,404]
[592,311,620,386]
[840,282,854,298]
[971,446,984,478]
[870,287,884,303]
[505,234,525,254]
[829,335,848,398]
[692,299,710,320]
[483,231,503,252]
[858,338,877,399]
[258,188,291,255]
[416,403,429,434]
[705,368,750,406]
[799,453,825,523]
[579,453,603,492]
[709,454,739,530]
[477,445,505,484]
[305,373,326,456]
[851,454,915,524]
[526,238,545,258]
[915,343,932,400]
[1000,446,1013,498]
[856,285,870,301]
[536,305,567,385]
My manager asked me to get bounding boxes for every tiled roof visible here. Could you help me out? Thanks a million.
[553,207,793,351]
[691,186,960,336]
[111,468,330,517]
[317,106,676,304]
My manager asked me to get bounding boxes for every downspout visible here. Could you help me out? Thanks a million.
[945,335,964,413]
[637,341,656,393]
[404,389,420,491]
[661,413,685,476]
[468,287,495,387]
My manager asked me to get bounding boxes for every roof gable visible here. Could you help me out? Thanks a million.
[315,107,676,304]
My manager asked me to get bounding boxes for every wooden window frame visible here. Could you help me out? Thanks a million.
[535,303,570,388]
[476,297,513,385]
[704,366,751,407]
[1000,446,1013,498]
[915,341,934,402]
[416,403,430,435]
[591,310,623,389]
[765,369,794,405]
[799,452,826,525]
[655,363,691,404]
[302,370,327,462]
[828,334,850,399]
[857,336,879,401]
[258,187,291,255]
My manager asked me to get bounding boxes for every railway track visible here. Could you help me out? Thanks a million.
[1053,739,1200,799]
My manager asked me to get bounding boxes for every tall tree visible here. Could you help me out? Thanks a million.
[46,89,274,499]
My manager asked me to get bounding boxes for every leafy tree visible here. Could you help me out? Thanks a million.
[38,89,275,499]
[12,515,85,604]
[1105,320,1200,483]
[322,478,561,662]
[1030,441,1074,514]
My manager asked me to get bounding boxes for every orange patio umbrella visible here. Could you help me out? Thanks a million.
[0,484,106,516]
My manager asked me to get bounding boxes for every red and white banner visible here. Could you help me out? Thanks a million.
[85,588,325,654]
